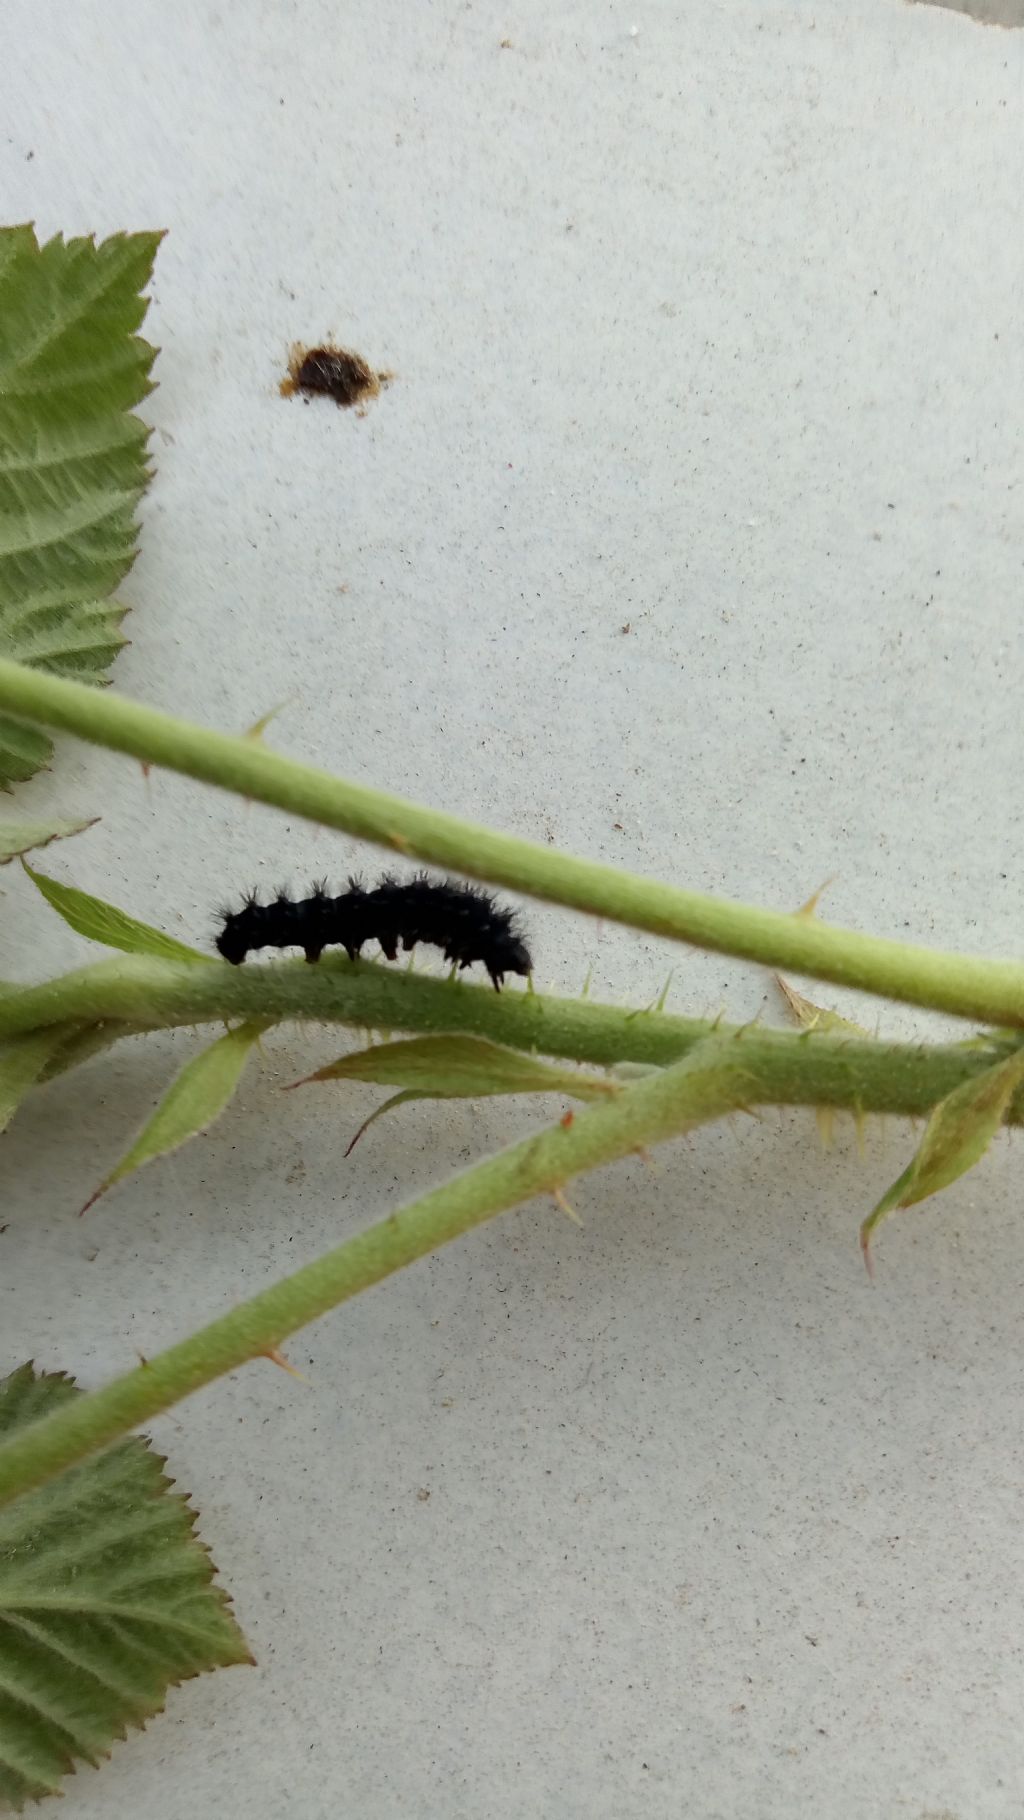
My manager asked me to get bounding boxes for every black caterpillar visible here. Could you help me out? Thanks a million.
[215,874,532,990]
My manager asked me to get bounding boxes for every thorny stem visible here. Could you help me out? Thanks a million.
[3,661,1023,1506]
[0,1038,748,1503]
[2,952,1023,1124]
[5,1007,1019,1504]
[0,658,1022,1025]
[0,951,711,1050]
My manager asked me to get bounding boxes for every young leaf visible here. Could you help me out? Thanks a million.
[289,1033,620,1102]
[860,1048,1024,1263]
[0,1025,77,1132]
[0,1363,250,1810]
[0,226,162,788]
[82,1020,272,1212]
[0,816,97,863]
[24,861,209,963]
[292,1035,620,1156]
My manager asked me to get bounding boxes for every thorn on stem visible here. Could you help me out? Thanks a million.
[796,874,837,918]
[262,1347,310,1382]
[552,1186,582,1226]
[243,696,294,741]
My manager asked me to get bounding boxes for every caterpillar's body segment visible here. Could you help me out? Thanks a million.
[215,874,532,991]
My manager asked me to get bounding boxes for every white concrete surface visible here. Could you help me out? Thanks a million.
[2,2,1023,1814]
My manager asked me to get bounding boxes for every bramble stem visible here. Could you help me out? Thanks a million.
[2,951,1022,1124]
[0,1038,747,1503]
[3,658,1022,1505]
[0,657,1021,1025]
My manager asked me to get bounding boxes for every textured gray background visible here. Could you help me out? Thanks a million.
[1,2,1023,1815]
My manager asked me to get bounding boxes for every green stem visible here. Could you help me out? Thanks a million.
[0,1038,745,1504]
[0,658,1020,1025]
[0,952,711,1056]
[3,951,1022,1125]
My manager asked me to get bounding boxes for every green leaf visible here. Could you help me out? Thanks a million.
[24,861,209,963]
[0,1363,250,1810]
[902,1048,1024,1203]
[0,816,97,863]
[82,1020,271,1211]
[291,1034,621,1156]
[860,1048,1024,1265]
[290,1033,620,1102]
[0,226,162,788]
[0,1025,77,1132]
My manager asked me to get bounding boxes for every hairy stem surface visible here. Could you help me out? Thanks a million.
[3,953,1022,1123]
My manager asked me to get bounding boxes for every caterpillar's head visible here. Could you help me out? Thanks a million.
[487,932,533,990]
[504,935,533,978]
[215,916,249,966]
